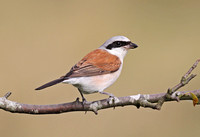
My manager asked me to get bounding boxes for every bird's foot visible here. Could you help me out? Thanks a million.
[75,97,89,106]
[98,91,118,107]
[82,98,88,105]
[107,95,119,108]
[82,97,93,114]
[81,97,92,106]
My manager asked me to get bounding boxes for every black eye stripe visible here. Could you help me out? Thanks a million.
[106,41,131,50]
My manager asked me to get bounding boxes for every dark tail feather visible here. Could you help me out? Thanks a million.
[35,78,64,90]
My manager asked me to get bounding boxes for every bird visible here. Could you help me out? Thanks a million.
[35,36,138,103]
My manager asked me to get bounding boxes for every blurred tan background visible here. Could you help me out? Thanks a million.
[0,0,200,137]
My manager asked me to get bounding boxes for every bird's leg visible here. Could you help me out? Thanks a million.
[78,89,87,104]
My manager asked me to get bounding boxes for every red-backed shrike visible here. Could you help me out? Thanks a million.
[36,36,138,103]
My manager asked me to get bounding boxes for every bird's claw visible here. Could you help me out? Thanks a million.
[82,98,91,105]
[82,98,87,105]
[107,96,118,106]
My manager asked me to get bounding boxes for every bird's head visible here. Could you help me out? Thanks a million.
[99,36,138,61]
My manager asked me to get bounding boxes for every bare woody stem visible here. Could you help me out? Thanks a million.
[156,59,200,109]
[0,90,199,115]
[0,59,199,115]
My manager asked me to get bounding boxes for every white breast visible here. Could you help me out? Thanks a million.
[62,65,122,94]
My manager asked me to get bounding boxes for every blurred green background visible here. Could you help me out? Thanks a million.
[0,1,200,137]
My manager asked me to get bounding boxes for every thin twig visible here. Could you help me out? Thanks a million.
[155,59,200,109]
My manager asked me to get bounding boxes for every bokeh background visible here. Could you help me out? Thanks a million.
[0,1,200,137]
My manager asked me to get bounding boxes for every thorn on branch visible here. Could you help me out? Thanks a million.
[136,103,140,109]
[167,88,172,95]
[74,97,82,105]
[92,110,98,115]
[175,96,180,102]
[4,92,12,99]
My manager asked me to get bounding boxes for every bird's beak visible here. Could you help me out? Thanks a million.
[127,42,138,49]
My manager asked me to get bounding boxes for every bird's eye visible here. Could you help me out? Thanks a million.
[116,42,121,46]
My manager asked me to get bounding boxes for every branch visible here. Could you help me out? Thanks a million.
[0,90,199,115]
[0,59,199,115]
[156,59,200,109]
